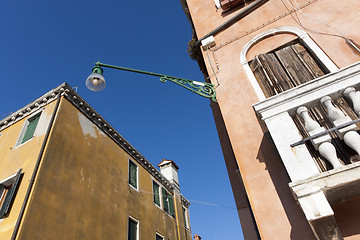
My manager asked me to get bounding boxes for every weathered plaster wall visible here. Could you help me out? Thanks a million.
[0,101,57,239]
[186,0,360,239]
[17,98,179,239]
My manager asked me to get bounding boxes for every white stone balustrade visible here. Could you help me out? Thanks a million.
[253,61,360,240]
[297,106,342,168]
[321,96,360,156]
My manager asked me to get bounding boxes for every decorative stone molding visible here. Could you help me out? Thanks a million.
[0,83,174,193]
[181,194,191,208]
[0,88,61,131]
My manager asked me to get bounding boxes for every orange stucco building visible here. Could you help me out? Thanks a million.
[181,0,360,239]
[0,83,191,240]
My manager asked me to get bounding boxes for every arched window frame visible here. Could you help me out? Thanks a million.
[240,27,339,101]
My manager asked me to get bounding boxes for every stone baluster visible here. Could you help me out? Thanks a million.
[297,106,342,168]
[344,87,360,115]
[321,96,360,156]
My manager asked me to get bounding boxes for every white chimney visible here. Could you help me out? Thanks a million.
[158,158,180,190]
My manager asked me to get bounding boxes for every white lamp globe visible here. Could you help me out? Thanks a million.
[86,73,106,92]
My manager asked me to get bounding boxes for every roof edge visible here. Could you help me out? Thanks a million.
[0,83,175,193]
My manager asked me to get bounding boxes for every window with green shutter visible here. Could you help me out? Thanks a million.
[162,188,175,216]
[20,114,41,144]
[129,160,138,189]
[128,218,138,240]
[0,169,22,219]
[153,181,160,206]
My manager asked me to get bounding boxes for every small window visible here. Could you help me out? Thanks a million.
[129,160,138,189]
[17,113,41,145]
[156,233,164,240]
[162,188,174,216]
[128,217,139,240]
[182,206,189,229]
[153,181,161,207]
[0,169,22,219]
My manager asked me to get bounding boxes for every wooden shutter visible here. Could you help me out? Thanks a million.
[0,169,22,218]
[129,161,137,188]
[21,114,40,144]
[220,0,245,10]
[250,54,294,97]
[250,42,325,98]
[128,218,137,240]
[153,182,160,206]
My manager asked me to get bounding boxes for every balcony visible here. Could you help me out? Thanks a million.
[253,61,360,240]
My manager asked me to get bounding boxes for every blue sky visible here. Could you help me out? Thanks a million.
[1,0,243,239]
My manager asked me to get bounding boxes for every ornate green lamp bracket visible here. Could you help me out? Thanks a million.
[92,61,217,102]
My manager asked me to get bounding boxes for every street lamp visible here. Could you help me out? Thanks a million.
[86,61,217,102]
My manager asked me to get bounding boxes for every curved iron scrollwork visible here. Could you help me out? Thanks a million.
[94,61,217,102]
[159,76,217,102]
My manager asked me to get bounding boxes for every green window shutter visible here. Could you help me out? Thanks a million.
[128,218,137,240]
[0,169,22,219]
[162,188,168,212]
[153,182,160,206]
[169,194,175,216]
[21,114,40,144]
[129,161,137,188]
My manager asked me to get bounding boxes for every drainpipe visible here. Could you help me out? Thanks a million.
[195,0,269,48]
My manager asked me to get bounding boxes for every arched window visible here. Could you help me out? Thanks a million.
[240,27,338,101]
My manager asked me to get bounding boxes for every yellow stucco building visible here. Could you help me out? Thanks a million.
[0,83,191,240]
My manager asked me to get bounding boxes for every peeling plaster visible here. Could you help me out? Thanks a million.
[35,110,52,137]
[78,112,98,138]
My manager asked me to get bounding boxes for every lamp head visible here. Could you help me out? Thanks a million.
[86,66,106,92]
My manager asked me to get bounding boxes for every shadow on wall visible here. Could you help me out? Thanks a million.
[333,197,360,238]
[256,133,316,240]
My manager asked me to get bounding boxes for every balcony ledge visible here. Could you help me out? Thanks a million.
[290,161,360,205]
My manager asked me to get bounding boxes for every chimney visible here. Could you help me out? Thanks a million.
[158,158,180,190]
[194,234,202,240]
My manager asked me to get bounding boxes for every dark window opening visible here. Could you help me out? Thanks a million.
[129,160,138,189]
[153,181,161,206]
[128,218,138,240]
